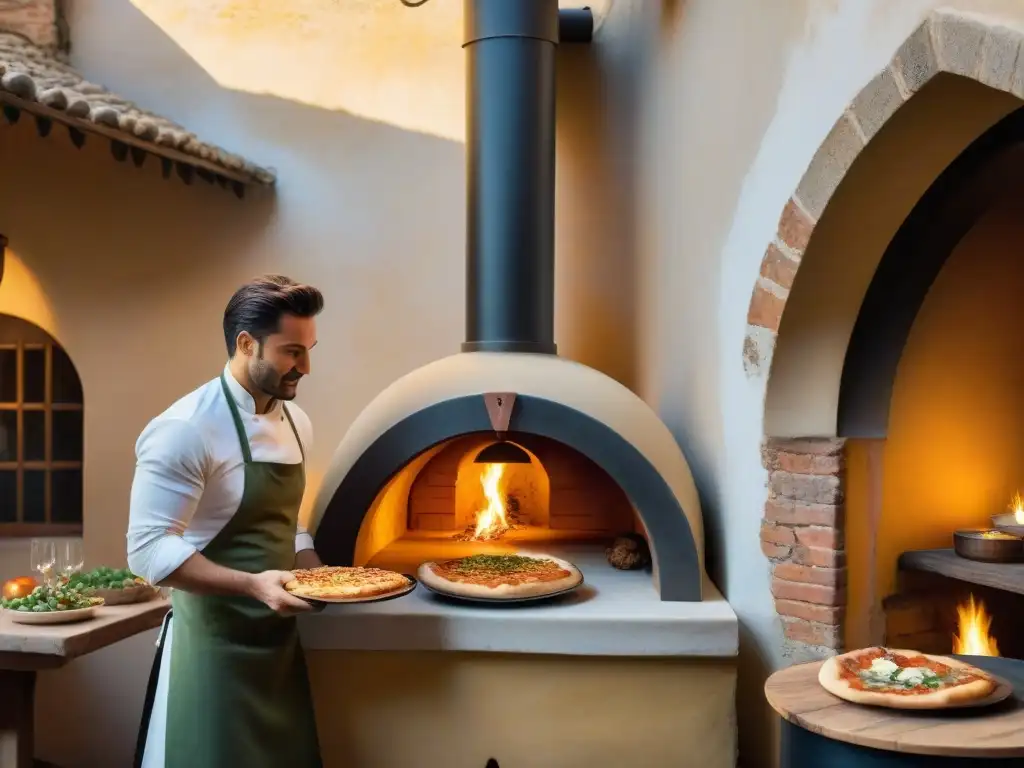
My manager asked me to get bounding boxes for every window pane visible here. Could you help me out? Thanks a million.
[52,410,83,462]
[0,470,15,522]
[23,410,44,461]
[23,348,44,404]
[0,349,15,402]
[0,410,16,461]
[51,469,82,524]
[23,470,44,523]
[51,346,82,404]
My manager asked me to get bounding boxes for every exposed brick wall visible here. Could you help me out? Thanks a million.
[0,0,60,50]
[762,438,846,655]
[408,433,635,535]
[743,11,1024,379]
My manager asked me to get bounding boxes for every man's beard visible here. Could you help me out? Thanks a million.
[249,358,301,401]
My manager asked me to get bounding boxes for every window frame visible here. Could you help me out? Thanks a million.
[0,338,83,537]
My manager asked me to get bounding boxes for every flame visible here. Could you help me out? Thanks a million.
[472,463,510,540]
[952,594,999,657]
[1011,491,1024,525]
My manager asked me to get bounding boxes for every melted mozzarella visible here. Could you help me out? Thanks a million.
[896,667,928,684]
[869,658,899,677]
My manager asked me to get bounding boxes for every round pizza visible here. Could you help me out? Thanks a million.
[417,553,582,600]
[818,647,998,709]
[284,566,411,602]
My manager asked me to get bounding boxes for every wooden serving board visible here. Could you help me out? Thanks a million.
[765,658,1024,758]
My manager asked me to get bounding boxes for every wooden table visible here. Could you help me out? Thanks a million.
[0,598,169,768]
[765,655,1024,766]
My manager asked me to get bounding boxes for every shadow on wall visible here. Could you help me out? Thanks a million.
[0,5,636,768]
[556,43,638,390]
[635,0,830,763]
[0,12,454,768]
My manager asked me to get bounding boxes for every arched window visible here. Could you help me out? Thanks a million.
[0,315,83,536]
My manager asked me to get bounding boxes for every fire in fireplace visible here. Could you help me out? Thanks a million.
[306,0,704,601]
[412,431,634,544]
[952,595,999,657]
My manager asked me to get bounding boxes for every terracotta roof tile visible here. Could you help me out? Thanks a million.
[0,32,275,188]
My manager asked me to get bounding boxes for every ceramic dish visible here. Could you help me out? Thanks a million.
[6,605,99,625]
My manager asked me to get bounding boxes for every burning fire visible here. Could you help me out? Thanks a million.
[472,463,511,540]
[952,594,999,657]
[1011,491,1024,525]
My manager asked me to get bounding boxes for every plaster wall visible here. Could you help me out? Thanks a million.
[0,1,647,765]
[632,0,1024,763]
[5,0,1024,765]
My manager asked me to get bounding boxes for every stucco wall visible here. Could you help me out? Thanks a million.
[0,2,640,766]
[6,0,1024,766]
[638,0,1024,763]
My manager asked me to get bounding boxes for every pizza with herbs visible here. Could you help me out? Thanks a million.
[284,566,411,601]
[417,553,583,599]
[818,647,998,709]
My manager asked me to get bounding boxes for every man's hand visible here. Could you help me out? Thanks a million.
[247,570,313,616]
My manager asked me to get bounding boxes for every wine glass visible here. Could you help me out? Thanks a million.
[30,539,56,587]
[58,539,84,581]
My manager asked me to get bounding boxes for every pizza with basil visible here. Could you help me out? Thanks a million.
[284,566,411,601]
[818,647,997,709]
[417,553,582,599]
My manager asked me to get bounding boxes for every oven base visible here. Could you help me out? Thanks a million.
[298,544,737,657]
[306,650,737,768]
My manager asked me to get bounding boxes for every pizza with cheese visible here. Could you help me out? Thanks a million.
[818,647,998,709]
[284,566,411,601]
[417,553,582,600]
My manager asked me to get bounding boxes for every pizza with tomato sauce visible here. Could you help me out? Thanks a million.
[417,553,583,599]
[818,647,997,709]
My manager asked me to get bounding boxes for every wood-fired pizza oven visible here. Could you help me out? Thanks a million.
[307,0,705,602]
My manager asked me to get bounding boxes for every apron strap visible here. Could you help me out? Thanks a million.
[220,373,253,464]
[282,404,305,463]
[133,609,173,768]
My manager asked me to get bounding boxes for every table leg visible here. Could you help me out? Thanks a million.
[0,669,35,768]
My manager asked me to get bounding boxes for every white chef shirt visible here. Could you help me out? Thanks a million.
[126,364,315,585]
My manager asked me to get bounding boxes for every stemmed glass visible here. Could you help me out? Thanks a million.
[30,539,56,587]
[58,539,84,581]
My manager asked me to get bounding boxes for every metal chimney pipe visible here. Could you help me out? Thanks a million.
[461,0,560,354]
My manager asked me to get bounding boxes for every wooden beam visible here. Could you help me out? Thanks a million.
[899,548,1024,596]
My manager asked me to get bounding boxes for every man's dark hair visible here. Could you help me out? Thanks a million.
[223,275,324,356]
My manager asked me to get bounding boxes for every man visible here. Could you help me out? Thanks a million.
[128,275,325,768]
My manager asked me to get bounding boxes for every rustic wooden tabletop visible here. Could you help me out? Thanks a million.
[765,656,1024,759]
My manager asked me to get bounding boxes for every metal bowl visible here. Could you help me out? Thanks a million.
[954,528,1024,563]
[991,513,1024,537]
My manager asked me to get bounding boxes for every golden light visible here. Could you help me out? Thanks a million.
[130,1,609,143]
[952,594,999,657]
[1011,491,1024,525]
[472,462,511,541]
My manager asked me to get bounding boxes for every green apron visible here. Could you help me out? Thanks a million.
[164,373,322,768]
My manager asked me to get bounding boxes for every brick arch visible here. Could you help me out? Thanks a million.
[749,9,1024,657]
[743,9,1024,376]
